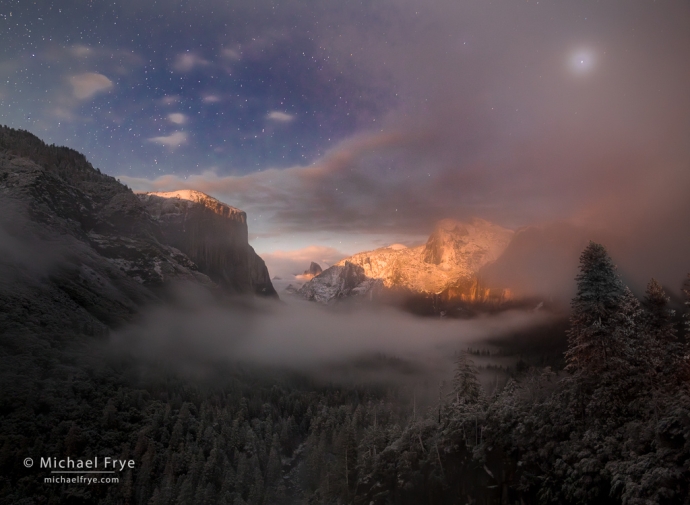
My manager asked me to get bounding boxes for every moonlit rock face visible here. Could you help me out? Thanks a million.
[145,190,241,210]
[147,189,210,201]
[141,190,245,221]
[298,261,381,303]
[137,189,276,296]
[298,218,514,302]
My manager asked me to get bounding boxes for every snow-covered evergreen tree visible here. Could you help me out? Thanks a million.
[586,286,651,423]
[565,242,625,375]
[451,351,481,405]
[613,286,644,360]
[640,278,690,386]
[642,278,676,341]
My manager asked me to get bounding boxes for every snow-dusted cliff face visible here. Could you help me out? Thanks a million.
[298,218,513,304]
[138,191,276,297]
[0,126,276,339]
[298,261,381,303]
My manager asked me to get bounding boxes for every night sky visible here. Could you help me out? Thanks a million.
[2,1,690,281]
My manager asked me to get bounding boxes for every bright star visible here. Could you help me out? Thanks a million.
[569,49,596,75]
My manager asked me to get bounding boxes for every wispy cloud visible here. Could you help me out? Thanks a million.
[221,48,241,61]
[70,45,92,58]
[261,245,346,279]
[168,113,187,124]
[50,107,79,122]
[147,131,187,147]
[172,52,210,72]
[202,94,221,103]
[267,111,294,122]
[120,129,430,234]
[160,95,181,105]
[69,72,113,99]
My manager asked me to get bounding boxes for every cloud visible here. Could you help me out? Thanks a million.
[168,113,187,124]
[50,107,79,122]
[202,94,221,103]
[70,45,92,58]
[264,245,345,265]
[221,48,241,60]
[267,111,294,122]
[69,72,113,99]
[147,131,187,147]
[160,95,181,105]
[261,245,346,279]
[120,129,416,228]
[62,44,143,68]
[172,52,210,72]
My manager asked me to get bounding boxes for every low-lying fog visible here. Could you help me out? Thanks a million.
[111,283,557,398]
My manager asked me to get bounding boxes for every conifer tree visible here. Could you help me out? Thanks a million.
[451,351,481,405]
[585,286,652,421]
[642,279,676,341]
[612,286,645,369]
[565,242,625,375]
[640,279,680,378]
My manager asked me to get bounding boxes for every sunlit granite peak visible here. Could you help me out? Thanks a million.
[298,218,513,304]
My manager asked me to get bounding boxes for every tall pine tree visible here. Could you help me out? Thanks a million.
[642,279,676,341]
[641,278,681,379]
[565,242,625,375]
[451,351,481,405]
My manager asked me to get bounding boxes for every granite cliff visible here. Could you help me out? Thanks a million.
[297,218,514,305]
[0,126,275,339]
[138,190,276,296]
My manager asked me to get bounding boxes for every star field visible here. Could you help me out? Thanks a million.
[0,0,390,178]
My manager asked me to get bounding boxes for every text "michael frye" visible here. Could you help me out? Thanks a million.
[40,457,135,471]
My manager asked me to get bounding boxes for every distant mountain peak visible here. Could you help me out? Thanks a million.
[305,262,323,276]
[297,218,514,304]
